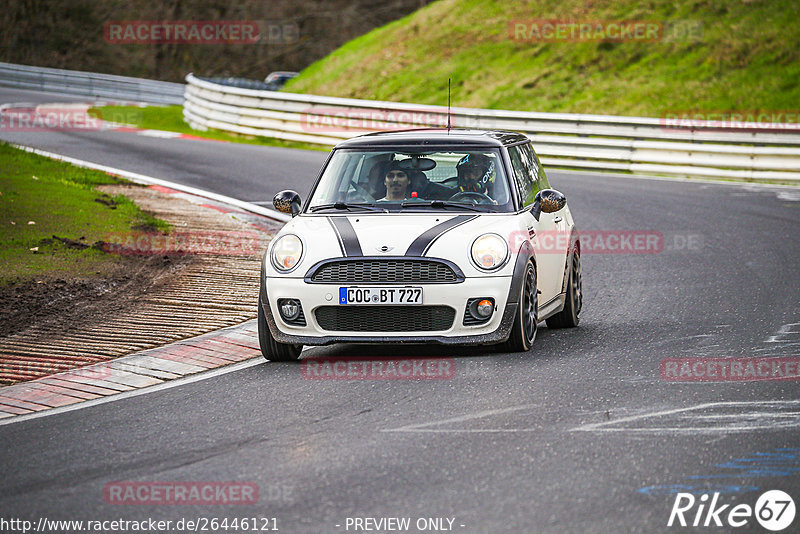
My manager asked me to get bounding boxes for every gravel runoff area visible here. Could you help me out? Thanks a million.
[0,184,282,385]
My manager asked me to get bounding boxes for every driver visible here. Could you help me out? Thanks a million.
[377,161,411,201]
[454,154,494,195]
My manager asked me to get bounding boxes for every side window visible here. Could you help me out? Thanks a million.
[529,147,550,190]
[508,144,537,207]
[519,143,544,195]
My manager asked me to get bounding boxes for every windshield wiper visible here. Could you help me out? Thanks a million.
[401,200,485,212]
[310,202,385,213]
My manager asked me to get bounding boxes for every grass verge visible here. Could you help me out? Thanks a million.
[0,143,170,285]
[285,0,800,118]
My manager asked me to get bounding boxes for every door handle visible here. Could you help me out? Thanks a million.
[553,216,563,223]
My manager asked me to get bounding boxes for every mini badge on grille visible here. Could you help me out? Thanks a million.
[377,245,393,253]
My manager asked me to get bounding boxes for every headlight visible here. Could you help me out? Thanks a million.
[471,233,508,271]
[271,234,303,272]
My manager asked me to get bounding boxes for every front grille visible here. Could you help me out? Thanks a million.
[315,305,455,332]
[308,259,459,284]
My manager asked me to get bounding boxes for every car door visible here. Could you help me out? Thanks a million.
[508,143,567,306]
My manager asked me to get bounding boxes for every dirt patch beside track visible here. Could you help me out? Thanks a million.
[0,185,280,385]
[0,254,192,339]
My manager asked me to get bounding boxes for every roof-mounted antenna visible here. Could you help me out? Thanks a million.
[447,78,452,132]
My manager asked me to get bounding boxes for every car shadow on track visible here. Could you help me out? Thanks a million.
[258,321,601,367]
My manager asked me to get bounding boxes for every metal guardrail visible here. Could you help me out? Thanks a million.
[184,73,800,182]
[0,62,184,105]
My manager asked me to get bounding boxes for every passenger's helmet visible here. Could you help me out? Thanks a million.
[456,154,494,193]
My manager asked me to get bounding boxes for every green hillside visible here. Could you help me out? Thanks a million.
[285,0,800,118]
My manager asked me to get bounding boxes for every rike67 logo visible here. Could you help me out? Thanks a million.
[668,490,795,531]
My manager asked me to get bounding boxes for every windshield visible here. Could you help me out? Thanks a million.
[307,148,514,212]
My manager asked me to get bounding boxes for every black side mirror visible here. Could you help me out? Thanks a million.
[273,190,302,217]
[530,189,566,221]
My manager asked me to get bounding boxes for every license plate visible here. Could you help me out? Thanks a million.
[339,287,422,305]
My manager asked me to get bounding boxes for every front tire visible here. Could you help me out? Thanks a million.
[258,291,302,361]
[546,249,582,329]
[501,262,538,352]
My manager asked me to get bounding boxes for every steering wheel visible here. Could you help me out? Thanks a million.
[449,191,494,205]
[346,191,374,203]
[346,181,377,203]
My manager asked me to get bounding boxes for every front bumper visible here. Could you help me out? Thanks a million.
[261,275,518,346]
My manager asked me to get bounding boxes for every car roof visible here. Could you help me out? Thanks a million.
[334,128,530,149]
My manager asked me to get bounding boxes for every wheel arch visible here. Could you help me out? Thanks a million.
[558,225,580,295]
[508,238,536,306]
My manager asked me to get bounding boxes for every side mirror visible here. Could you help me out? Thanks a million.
[530,189,566,221]
[273,190,302,217]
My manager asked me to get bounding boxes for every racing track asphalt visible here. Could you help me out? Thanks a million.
[1,87,799,533]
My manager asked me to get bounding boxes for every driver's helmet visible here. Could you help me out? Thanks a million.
[456,154,494,193]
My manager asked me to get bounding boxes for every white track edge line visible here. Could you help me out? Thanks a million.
[11,144,292,223]
[0,359,263,427]
[10,142,796,198]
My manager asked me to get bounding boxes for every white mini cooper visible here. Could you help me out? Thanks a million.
[259,129,582,360]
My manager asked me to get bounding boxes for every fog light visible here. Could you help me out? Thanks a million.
[465,298,495,326]
[280,299,301,321]
[476,299,494,317]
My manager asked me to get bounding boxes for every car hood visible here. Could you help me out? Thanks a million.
[267,213,518,277]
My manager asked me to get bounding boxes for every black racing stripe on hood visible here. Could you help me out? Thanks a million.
[405,215,478,257]
[328,217,363,257]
